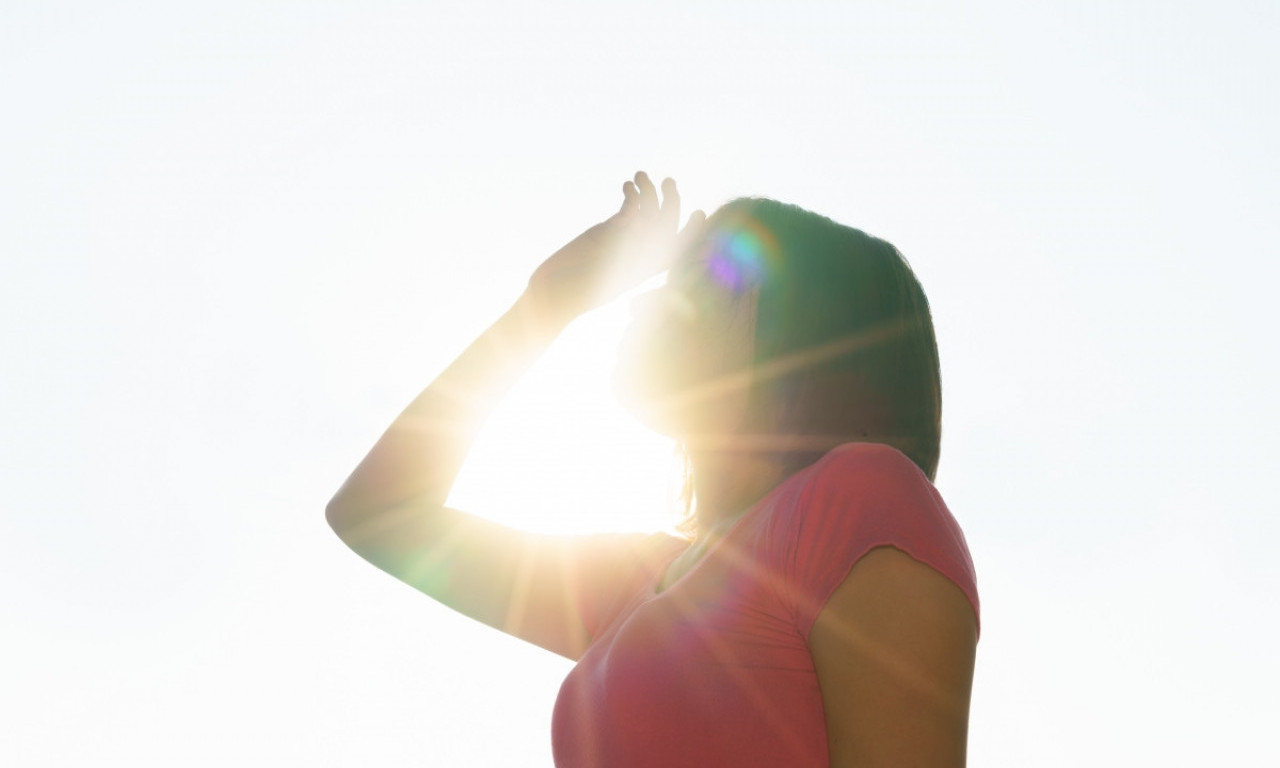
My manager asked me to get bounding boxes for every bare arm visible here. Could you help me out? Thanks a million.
[809,546,978,767]
[327,172,702,659]
[326,291,561,524]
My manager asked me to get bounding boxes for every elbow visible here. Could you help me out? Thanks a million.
[325,493,359,540]
[326,487,437,545]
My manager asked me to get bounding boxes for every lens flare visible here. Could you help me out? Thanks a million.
[703,221,778,292]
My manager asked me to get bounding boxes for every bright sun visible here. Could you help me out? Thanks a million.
[446,279,681,536]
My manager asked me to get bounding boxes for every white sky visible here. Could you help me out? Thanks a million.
[3,1,1277,765]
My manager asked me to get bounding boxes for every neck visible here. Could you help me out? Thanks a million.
[688,446,791,540]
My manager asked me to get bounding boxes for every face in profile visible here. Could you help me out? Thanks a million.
[612,226,763,440]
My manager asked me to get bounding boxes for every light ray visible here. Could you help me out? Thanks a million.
[648,319,904,418]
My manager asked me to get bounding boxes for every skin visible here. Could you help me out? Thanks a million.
[328,172,976,764]
[613,226,794,539]
[810,548,977,766]
[328,172,697,660]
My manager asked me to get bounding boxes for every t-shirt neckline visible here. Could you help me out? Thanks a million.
[649,454,828,597]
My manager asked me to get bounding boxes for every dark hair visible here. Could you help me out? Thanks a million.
[683,198,943,489]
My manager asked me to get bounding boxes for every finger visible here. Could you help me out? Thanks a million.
[676,209,707,254]
[620,180,639,214]
[659,177,680,229]
[635,171,659,215]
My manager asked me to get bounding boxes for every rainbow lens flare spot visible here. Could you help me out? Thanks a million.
[704,223,777,292]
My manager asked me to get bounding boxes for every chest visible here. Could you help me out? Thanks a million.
[625,546,810,666]
[552,541,829,766]
[654,541,705,593]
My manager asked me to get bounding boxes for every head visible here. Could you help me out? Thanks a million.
[613,197,942,504]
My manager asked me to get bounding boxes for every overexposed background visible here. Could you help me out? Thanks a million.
[3,1,1277,765]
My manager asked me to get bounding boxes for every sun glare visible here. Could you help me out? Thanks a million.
[447,278,680,536]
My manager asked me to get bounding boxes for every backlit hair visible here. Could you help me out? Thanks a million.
[676,198,942,531]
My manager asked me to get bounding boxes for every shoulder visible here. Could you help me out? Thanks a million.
[775,442,947,548]
[763,442,980,638]
[807,441,936,504]
[756,443,923,532]
[811,443,971,569]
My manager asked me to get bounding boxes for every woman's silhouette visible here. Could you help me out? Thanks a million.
[328,172,979,767]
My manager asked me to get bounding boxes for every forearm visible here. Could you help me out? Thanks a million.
[328,170,682,534]
[326,290,565,530]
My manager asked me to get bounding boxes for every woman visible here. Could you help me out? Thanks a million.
[327,172,980,766]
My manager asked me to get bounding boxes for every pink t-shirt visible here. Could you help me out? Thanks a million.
[550,442,979,767]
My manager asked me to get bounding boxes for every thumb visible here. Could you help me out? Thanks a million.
[675,209,707,255]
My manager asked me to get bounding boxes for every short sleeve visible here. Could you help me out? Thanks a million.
[569,531,686,640]
[775,443,980,640]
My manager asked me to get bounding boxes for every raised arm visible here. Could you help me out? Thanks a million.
[326,172,701,660]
